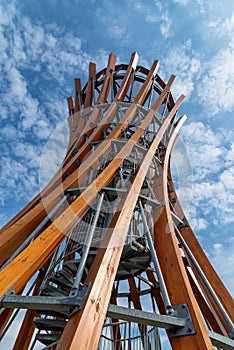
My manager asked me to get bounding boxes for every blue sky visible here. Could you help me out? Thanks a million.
[0,0,233,346]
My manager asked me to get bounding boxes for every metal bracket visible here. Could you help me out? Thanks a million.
[69,283,91,316]
[178,218,189,228]
[170,304,196,338]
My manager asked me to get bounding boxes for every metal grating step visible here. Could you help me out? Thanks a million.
[42,341,59,350]
[40,285,68,297]
[83,243,151,281]
[36,333,61,346]
[49,269,74,289]
[34,317,67,332]
[62,259,80,274]
[37,308,69,319]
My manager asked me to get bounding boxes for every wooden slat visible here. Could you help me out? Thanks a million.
[181,227,234,323]
[74,78,82,113]
[96,52,116,104]
[67,96,75,116]
[84,62,96,109]
[70,62,96,148]
[67,79,82,150]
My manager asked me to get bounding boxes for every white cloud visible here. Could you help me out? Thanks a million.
[208,11,234,38]
[0,0,111,225]
[210,240,234,295]
[162,40,201,99]
[173,0,189,5]
[220,167,234,190]
[190,216,208,231]
[129,0,158,23]
[129,0,172,38]
[0,125,19,140]
[197,38,234,115]
[196,0,205,13]
[160,14,172,38]
[176,121,234,228]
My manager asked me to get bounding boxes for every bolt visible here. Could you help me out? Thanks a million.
[188,327,193,332]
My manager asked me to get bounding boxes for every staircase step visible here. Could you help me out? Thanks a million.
[40,285,68,297]
[62,259,80,274]
[42,341,58,350]
[49,269,74,289]
[36,333,61,346]
[37,308,69,319]
[34,317,67,331]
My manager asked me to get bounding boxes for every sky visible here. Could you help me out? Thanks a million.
[0,0,233,347]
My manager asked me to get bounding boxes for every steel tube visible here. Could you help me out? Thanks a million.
[139,201,174,315]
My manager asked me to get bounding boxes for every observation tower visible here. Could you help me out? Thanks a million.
[0,53,233,350]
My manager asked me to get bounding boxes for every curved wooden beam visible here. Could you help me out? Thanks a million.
[167,166,234,327]
[153,116,214,349]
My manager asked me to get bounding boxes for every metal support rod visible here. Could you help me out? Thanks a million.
[0,195,68,271]
[147,77,155,109]
[161,91,170,121]
[174,224,234,335]
[70,192,105,296]
[139,201,174,315]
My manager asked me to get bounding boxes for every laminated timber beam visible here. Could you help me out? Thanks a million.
[152,118,214,349]
[167,167,234,327]
[84,61,96,109]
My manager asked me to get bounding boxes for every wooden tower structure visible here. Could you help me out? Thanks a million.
[0,53,233,350]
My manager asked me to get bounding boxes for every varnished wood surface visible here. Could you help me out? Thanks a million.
[153,116,214,349]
